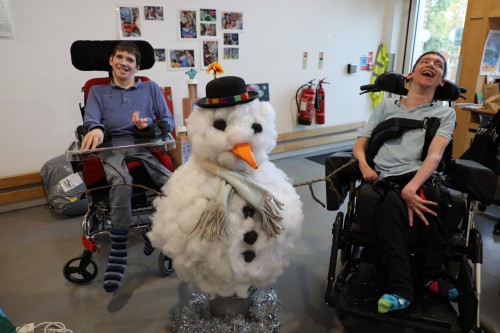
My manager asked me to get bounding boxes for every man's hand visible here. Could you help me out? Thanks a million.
[81,128,104,151]
[360,166,379,182]
[133,111,149,129]
[401,185,437,227]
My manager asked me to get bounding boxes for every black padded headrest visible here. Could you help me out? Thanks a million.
[360,72,466,102]
[70,40,155,71]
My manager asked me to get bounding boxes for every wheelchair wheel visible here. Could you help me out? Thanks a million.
[330,212,343,271]
[479,317,496,333]
[158,253,174,276]
[63,250,99,284]
[337,314,355,329]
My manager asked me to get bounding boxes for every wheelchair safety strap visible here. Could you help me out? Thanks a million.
[365,117,440,168]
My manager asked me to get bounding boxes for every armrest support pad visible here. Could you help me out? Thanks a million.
[325,151,360,211]
[448,159,496,204]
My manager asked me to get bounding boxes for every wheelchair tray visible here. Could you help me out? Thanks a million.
[65,134,175,162]
[332,260,462,333]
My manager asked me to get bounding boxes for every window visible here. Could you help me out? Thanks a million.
[410,0,467,82]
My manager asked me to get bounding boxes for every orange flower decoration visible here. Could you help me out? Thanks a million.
[206,62,224,79]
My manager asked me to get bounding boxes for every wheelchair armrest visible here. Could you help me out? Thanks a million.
[447,159,496,205]
[325,151,360,211]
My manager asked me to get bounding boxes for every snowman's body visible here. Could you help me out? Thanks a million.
[150,98,303,298]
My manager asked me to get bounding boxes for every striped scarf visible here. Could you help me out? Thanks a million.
[189,160,285,241]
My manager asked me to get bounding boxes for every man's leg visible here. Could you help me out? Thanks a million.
[359,183,413,313]
[377,190,413,302]
[418,183,458,300]
[102,155,132,293]
[135,152,172,256]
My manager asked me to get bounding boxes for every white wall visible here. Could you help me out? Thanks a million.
[0,0,409,177]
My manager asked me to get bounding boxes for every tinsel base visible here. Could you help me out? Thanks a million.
[172,288,281,333]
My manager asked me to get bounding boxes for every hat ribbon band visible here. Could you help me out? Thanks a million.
[207,92,250,105]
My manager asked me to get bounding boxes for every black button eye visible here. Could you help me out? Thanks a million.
[252,123,262,134]
[213,119,227,131]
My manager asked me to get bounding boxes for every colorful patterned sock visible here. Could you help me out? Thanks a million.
[142,227,155,256]
[378,294,411,314]
[103,228,128,293]
[425,279,459,301]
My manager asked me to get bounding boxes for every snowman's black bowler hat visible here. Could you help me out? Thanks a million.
[196,76,259,108]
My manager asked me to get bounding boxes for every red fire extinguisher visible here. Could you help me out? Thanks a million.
[296,79,316,125]
[315,78,329,125]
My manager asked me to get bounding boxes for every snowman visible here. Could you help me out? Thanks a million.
[149,67,303,300]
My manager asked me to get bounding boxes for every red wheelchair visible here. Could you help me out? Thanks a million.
[63,40,175,285]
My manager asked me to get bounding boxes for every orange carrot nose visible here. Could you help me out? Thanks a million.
[231,143,259,169]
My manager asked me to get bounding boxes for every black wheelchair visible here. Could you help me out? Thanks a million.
[62,40,176,285]
[323,72,497,333]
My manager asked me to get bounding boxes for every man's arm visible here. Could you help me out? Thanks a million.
[401,134,449,226]
[81,87,105,151]
[353,136,379,182]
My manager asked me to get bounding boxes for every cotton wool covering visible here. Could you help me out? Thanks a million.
[150,99,304,298]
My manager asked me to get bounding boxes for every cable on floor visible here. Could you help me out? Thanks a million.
[16,322,73,333]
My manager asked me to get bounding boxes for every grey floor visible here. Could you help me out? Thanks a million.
[1,152,499,333]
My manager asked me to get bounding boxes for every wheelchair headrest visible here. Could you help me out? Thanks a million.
[71,40,155,72]
[360,72,466,102]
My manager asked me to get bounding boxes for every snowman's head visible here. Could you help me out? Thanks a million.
[187,99,277,172]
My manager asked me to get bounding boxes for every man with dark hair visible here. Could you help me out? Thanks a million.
[82,41,174,293]
[353,51,457,313]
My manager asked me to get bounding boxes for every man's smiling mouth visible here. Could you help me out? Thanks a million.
[422,70,435,78]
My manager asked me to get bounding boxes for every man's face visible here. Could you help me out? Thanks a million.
[409,54,445,88]
[109,50,139,81]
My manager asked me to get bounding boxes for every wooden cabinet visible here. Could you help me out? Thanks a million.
[453,0,500,158]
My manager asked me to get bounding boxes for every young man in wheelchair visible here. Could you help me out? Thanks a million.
[80,41,175,292]
[352,51,458,313]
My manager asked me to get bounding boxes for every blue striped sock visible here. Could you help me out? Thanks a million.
[142,227,155,256]
[103,229,128,293]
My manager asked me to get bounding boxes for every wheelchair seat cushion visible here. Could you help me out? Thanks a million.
[81,152,173,190]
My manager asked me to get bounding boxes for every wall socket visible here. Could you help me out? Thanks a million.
[347,64,357,74]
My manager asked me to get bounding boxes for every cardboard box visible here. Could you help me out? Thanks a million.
[172,131,191,166]
[182,97,198,126]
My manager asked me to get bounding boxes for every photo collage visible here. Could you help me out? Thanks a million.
[117,6,243,71]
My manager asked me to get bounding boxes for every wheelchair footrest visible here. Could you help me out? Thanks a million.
[333,261,462,333]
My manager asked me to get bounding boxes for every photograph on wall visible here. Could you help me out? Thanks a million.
[179,9,197,39]
[223,33,239,45]
[117,6,142,39]
[480,30,500,75]
[200,23,217,37]
[223,47,239,60]
[154,48,166,62]
[144,6,163,20]
[0,0,14,39]
[202,40,219,68]
[200,8,217,22]
[247,83,270,102]
[221,11,243,31]
[168,49,196,70]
